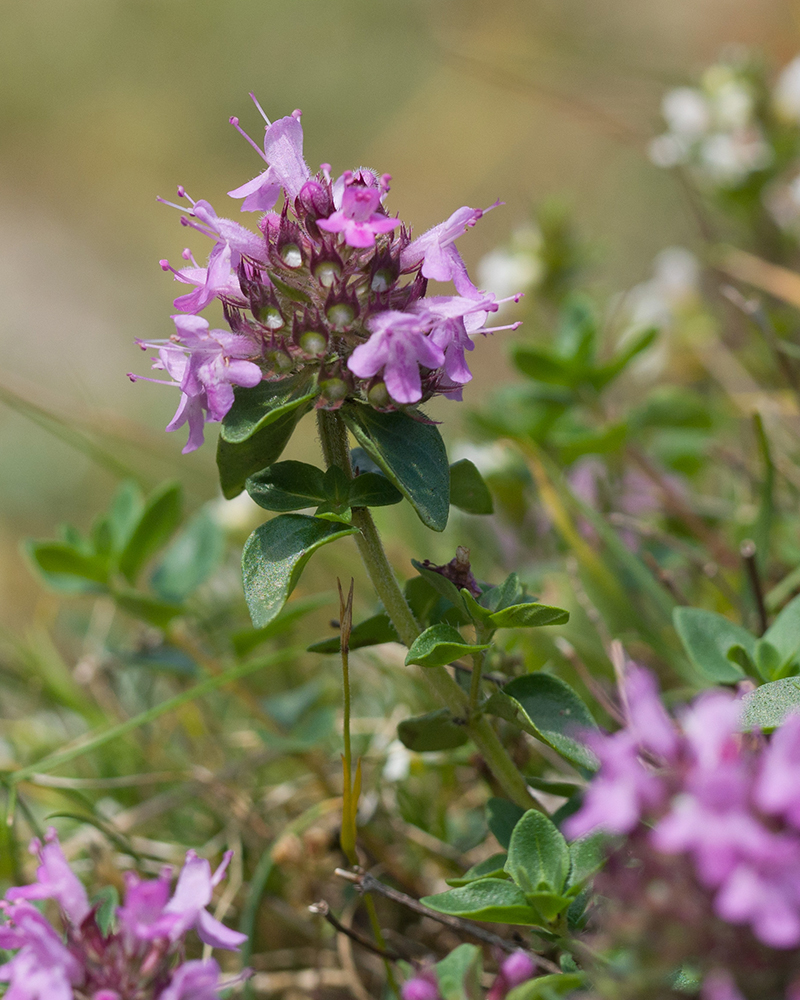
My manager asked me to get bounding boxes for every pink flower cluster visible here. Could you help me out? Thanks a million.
[131,97,520,452]
[0,829,249,1000]
[566,669,800,952]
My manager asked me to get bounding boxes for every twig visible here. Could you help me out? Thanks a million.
[721,284,800,401]
[335,868,561,974]
[741,539,769,636]
[310,900,403,963]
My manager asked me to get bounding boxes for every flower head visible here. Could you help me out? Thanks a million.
[0,833,249,1000]
[132,96,521,450]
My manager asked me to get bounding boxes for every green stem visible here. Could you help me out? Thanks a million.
[316,411,535,810]
[468,651,485,716]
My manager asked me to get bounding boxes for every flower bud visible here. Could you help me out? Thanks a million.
[314,260,342,288]
[259,304,285,330]
[500,951,537,988]
[297,179,333,219]
[367,380,391,408]
[298,330,328,357]
[319,377,349,406]
[401,976,440,1000]
[267,348,294,372]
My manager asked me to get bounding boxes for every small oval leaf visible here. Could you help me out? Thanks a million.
[397,708,468,751]
[242,514,358,628]
[741,678,800,732]
[449,459,494,515]
[501,674,599,772]
[421,879,540,925]
[405,624,491,668]
[343,405,450,531]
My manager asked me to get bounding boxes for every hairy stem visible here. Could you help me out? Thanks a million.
[316,410,535,809]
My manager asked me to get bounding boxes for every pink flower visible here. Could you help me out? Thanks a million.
[0,903,82,1000]
[228,104,311,212]
[755,711,800,826]
[348,311,445,404]
[133,314,263,453]
[564,729,666,839]
[5,828,89,925]
[318,173,401,248]
[152,850,247,950]
[117,867,173,942]
[157,959,226,1000]
[701,970,747,1000]
[401,203,498,297]
[622,666,679,759]
[162,243,245,315]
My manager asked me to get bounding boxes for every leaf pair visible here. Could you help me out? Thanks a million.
[247,460,402,523]
[675,596,800,685]
[422,809,602,927]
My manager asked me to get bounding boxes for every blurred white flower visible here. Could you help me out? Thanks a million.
[383,739,412,782]
[619,248,700,378]
[210,491,262,532]
[477,224,543,303]
[662,88,711,137]
[699,129,771,186]
[774,55,800,122]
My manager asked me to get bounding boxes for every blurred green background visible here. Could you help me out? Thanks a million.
[1,0,797,629]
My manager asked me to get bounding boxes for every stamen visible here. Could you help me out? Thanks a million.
[229,116,267,161]
[126,373,181,387]
[480,321,523,334]
[248,93,272,126]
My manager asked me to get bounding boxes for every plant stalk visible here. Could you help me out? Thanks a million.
[316,410,535,809]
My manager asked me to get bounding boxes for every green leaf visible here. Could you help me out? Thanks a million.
[397,708,468,751]
[151,508,225,603]
[446,853,509,887]
[106,480,145,552]
[501,674,599,771]
[307,612,399,654]
[525,776,583,798]
[567,833,605,890]
[673,607,751,683]
[220,372,317,444]
[421,879,540,925]
[246,461,327,511]
[92,886,120,936]
[512,346,575,386]
[449,459,494,515]
[741,678,800,732]
[113,589,184,628]
[117,482,183,585]
[435,944,483,1000]
[763,594,800,669]
[487,602,569,630]
[486,798,527,850]
[506,810,570,897]
[591,327,658,390]
[405,624,491,668]
[217,406,307,499]
[242,514,358,628]
[26,541,109,592]
[343,405,450,531]
[506,973,586,1000]
[348,472,403,508]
